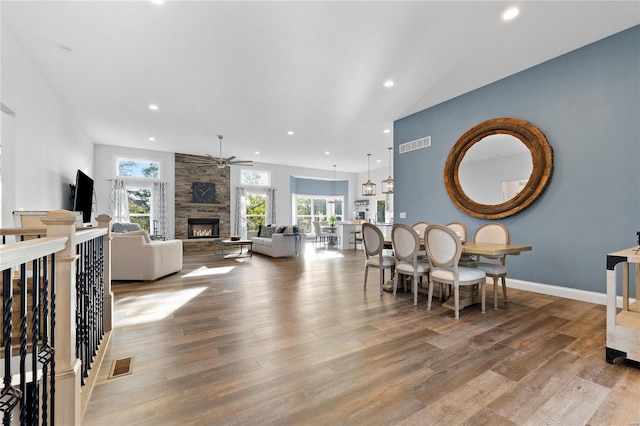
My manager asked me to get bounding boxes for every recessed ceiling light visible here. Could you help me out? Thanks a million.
[287,131,295,135]
[502,6,520,20]
[148,137,156,141]
[376,159,381,163]
[255,151,260,155]
[148,104,159,111]
[383,80,394,88]
[383,129,390,134]
[325,152,330,155]
[150,0,164,4]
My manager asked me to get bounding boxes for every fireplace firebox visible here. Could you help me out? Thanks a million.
[188,218,220,239]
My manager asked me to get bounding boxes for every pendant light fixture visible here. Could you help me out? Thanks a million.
[382,147,394,194]
[362,153,376,196]
[328,164,341,204]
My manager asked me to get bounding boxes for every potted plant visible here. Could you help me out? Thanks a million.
[328,215,336,227]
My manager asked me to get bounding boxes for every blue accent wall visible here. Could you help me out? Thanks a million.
[394,26,640,293]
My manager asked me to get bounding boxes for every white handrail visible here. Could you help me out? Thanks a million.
[0,236,68,270]
[75,227,107,245]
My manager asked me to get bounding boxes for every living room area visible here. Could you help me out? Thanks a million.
[90,141,391,258]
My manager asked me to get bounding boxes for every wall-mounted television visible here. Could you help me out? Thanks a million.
[72,170,94,224]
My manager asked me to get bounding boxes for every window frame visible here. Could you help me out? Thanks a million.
[245,190,267,232]
[293,194,344,233]
[115,156,163,180]
[240,169,271,187]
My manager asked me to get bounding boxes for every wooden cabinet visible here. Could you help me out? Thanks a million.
[605,247,640,363]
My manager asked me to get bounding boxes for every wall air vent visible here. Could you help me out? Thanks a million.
[399,136,431,154]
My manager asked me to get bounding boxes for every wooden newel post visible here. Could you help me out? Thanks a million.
[96,214,113,332]
[41,210,82,426]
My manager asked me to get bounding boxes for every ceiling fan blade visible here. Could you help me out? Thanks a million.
[185,156,212,163]
[227,160,253,166]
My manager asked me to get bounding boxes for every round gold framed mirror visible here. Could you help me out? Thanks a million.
[444,117,553,219]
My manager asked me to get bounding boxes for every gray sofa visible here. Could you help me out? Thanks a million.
[248,225,305,257]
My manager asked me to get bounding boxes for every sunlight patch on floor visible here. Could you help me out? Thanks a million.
[183,265,235,277]
[303,248,344,260]
[116,286,206,327]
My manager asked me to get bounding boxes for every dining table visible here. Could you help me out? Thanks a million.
[382,237,532,311]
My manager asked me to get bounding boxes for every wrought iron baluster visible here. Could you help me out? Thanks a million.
[19,263,27,424]
[31,258,41,425]
[1,267,21,426]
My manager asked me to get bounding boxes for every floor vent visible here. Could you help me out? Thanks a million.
[109,357,133,379]
[399,136,431,154]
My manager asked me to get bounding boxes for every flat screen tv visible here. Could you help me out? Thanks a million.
[72,170,94,224]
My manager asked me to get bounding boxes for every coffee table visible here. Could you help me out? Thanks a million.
[215,239,253,258]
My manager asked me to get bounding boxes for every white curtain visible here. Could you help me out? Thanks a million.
[152,181,169,238]
[235,187,247,239]
[266,188,276,225]
[110,179,130,223]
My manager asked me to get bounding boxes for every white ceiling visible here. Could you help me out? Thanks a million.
[3,1,638,173]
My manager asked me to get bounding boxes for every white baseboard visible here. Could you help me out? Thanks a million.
[505,278,635,309]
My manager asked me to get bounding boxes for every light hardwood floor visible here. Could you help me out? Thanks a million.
[83,244,640,425]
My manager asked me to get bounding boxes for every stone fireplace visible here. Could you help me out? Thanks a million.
[175,153,231,252]
[187,218,220,239]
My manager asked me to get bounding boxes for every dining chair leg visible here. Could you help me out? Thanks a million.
[454,285,460,320]
[413,273,419,305]
[364,265,369,291]
[427,278,434,311]
[501,276,508,303]
[379,269,384,296]
[392,271,399,297]
[492,275,499,310]
[481,282,486,313]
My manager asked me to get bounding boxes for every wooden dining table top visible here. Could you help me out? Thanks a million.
[383,238,532,256]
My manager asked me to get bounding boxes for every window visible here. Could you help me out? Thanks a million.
[117,158,160,179]
[246,192,267,231]
[294,195,343,233]
[127,187,151,232]
[240,169,270,186]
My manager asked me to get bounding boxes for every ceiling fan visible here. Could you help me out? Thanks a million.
[187,135,253,169]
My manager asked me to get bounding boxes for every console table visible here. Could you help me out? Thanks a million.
[605,247,640,363]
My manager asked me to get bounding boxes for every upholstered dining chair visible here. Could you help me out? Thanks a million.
[362,223,396,295]
[425,224,486,319]
[473,223,510,310]
[412,221,429,237]
[312,221,330,243]
[446,222,467,242]
[391,223,430,305]
[412,221,429,258]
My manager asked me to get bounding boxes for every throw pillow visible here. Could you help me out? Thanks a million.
[276,226,287,234]
[261,227,276,238]
[257,224,264,237]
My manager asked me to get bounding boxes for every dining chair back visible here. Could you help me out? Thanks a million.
[446,222,467,242]
[411,221,429,237]
[312,221,329,243]
[412,221,429,258]
[362,223,396,295]
[473,223,510,309]
[425,224,486,319]
[391,223,430,305]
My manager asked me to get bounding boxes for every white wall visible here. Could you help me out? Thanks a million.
[93,144,176,238]
[1,27,93,227]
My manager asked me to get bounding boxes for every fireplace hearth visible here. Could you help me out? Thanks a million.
[188,218,220,239]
